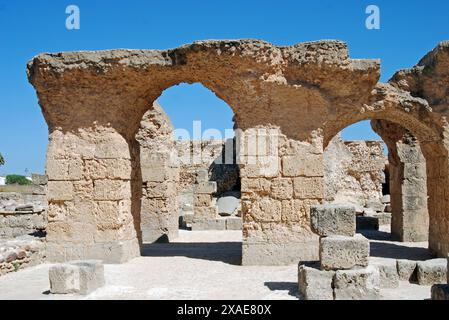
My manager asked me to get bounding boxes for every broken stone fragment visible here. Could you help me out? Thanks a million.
[310,204,356,237]
[320,234,370,271]
[333,266,380,300]
[298,263,334,300]
[217,196,239,216]
[396,259,417,282]
[416,258,447,285]
[191,218,226,231]
[371,260,399,288]
[49,264,80,294]
[49,260,105,295]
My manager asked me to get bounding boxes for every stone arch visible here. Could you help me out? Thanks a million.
[135,83,241,244]
[27,39,449,265]
[322,83,449,257]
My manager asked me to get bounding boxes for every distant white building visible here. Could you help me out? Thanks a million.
[0,177,5,186]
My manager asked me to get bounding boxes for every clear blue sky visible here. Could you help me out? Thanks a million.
[0,0,448,175]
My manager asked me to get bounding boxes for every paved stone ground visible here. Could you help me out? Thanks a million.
[0,228,432,300]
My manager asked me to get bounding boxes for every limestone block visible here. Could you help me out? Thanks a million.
[141,166,168,182]
[194,194,213,207]
[396,259,417,282]
[372,261,399,288]
[293,177,323,199]
[270,178,293,200]
[310,204,356,237]
[195,181,217,194]
[431,284,449,300]
[298,264,334,300]
[85,159,131,180]
[217,196,239,216]
[191,218,226,231]
[47,181,74,201]
[49,260,105,295]
[333,266,380,300]
[145,181,177,199]
[49,264,80,294]
[94,137,130,159]
[381,195,390,204]
[246,198,282,222]
[416,259,447,285]
[194,206,218,217]
[240,178,271,194]
[282,154,323,177]
[70,260,105,294]
[320,234,370,270]
[47,159,84,181]
[32,173,48,185]
[93,180,130,201]
[226,217,243,230]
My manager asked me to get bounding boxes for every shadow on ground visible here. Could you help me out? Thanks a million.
[141,242,242,265]
[359,229,433,260]
[264,282,298,298]
[369,242,433,260]
[358,229,392,241]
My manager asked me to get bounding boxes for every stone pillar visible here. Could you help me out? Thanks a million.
[371,120,428,242]
[136,103,179,243]
[426,153,449,256]
[191,170,221,230]
[390,135,428,241]
[45,127,141,263]
[240,128,321,265]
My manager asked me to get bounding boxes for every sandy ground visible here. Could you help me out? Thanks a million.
[0,229,432,300]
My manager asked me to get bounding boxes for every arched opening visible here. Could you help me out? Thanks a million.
[323,119,432,261]
[135,83,242,265]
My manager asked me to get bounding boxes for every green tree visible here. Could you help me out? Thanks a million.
[5,175,32,185]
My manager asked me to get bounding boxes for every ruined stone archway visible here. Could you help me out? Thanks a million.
[371,119,429,242]
[27,39,449,264]
[322,81,449,257]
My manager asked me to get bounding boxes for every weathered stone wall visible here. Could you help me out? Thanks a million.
[27,39,449,265]
[240,128,322,265]
[0,211,46,238]
[0,175,48,238]
[324,135,386,209]
[43,127,141,263]
[175,139,240,195]
[137,102,179,243]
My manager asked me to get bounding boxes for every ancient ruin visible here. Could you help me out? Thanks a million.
[1,38,449,300]
[23,39,449,268]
